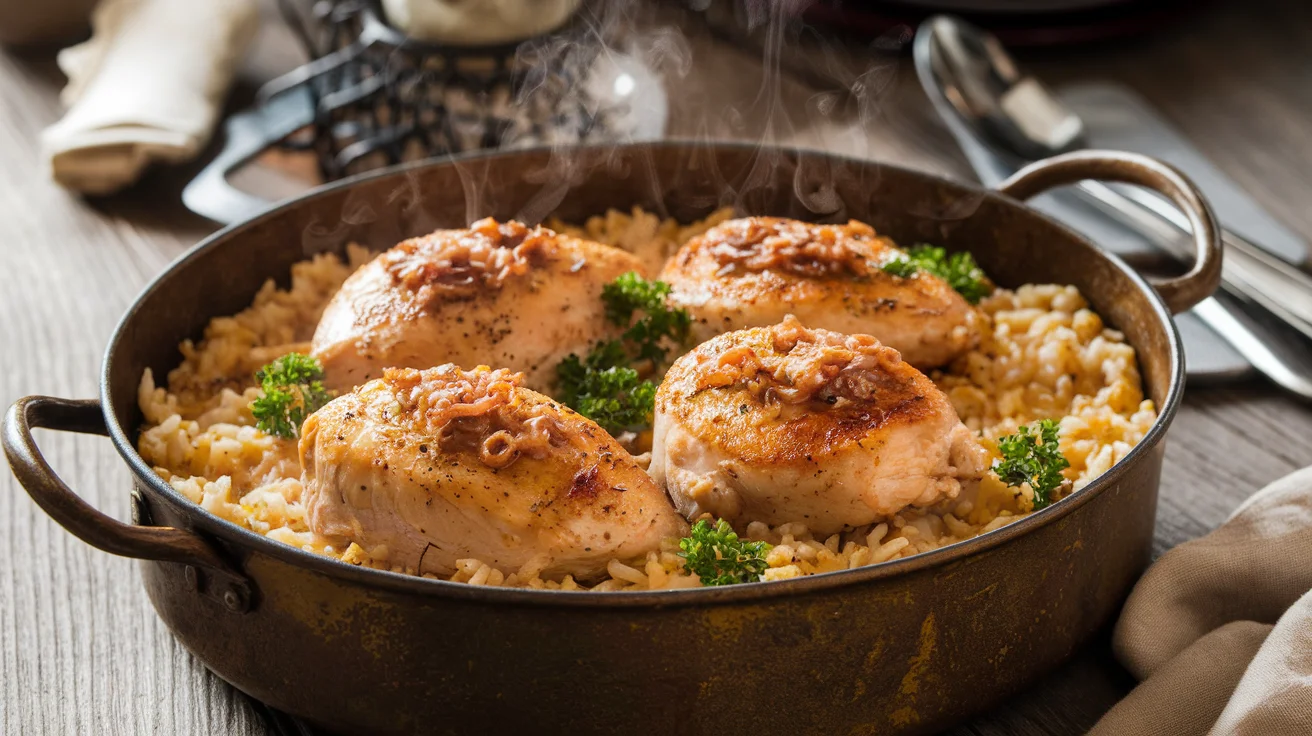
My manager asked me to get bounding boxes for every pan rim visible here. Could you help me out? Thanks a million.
[101,139,1185,608]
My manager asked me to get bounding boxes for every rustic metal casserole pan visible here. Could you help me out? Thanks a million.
[5,142,1220,735]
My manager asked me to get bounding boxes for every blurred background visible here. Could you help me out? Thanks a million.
[0,0,1250,204]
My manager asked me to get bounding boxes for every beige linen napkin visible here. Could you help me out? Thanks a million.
[40,0,259,195]
[1089,465,1312,735]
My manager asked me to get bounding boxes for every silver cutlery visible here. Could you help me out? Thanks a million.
[914,14,1312,399]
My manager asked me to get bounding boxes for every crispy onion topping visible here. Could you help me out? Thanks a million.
[379,365,561,468]
[694,316,902,405]
[700,218,879,278]
[382,218,557,298]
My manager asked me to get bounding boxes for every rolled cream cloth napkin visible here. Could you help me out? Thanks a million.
[40,0,259,195]
[381,0,581,45]
[1089,465,1312,735]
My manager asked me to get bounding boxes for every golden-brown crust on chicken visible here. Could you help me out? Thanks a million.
[300,365,686,580]
[671,318,935,465]
[312,219,645,393]
[650,318,990,534]
[661,217,982,368]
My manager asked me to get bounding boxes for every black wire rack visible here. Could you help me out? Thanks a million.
[268,0,619,181]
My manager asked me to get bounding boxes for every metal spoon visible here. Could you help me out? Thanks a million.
[913,14,1312,399]
[915,15,1312,335]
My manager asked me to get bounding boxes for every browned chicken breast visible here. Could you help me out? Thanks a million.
[312,218,645,393]
[649,317,990,535]
[300,365,687,580]
[661,217,981,368]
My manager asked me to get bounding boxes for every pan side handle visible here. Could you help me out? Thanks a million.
[996,150,1223,315]
[3,396,253,613]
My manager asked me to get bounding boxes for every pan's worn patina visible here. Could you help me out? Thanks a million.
[4,143,1219,735]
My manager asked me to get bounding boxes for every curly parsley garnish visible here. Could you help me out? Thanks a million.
[678,519,773,586]
[557,273,691,433]
[556,342,656,433]
[995,418,1070,510]
[881,244,992,304]
[602,271,692,365]
[250,353,333,439]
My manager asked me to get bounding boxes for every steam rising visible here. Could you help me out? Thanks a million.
[303,0,982,255]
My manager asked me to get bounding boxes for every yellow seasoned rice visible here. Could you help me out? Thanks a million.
[546,206,735,276]
[137,208,1155,591]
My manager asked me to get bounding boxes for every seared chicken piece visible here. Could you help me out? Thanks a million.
[661,217,981,368]
[300,365,686,580]
[649,317,990,535]
[312,218,645,393]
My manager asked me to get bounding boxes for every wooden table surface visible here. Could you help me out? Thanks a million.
[4,1,1312,733]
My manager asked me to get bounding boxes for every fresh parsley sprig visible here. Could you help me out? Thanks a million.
[556,342,656,432]
[601,271,692,365]
[557,273,691,433]
[881,244,992,304]
[994,418,1070,510]
[678,519,773,586]
[249,353,333,440]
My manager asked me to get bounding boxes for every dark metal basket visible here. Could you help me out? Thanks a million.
[183,0,624,223]
[270,0,618,179]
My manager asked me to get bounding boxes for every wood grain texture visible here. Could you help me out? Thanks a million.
[0,49,265,736]
[3,0,1312,734]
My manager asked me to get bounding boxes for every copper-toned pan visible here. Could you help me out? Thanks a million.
[5,142,1219,735]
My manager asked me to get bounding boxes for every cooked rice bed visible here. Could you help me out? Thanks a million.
[136,208,1155,591]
